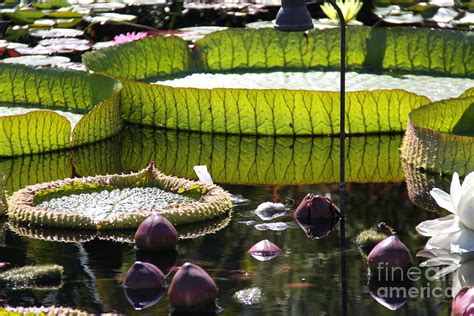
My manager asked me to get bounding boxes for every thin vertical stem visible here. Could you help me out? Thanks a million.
[328,1,347,315]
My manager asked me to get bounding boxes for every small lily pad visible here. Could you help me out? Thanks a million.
[38,38,90,46]
[254,202,287,221]
[383,13,424,24]
[29,28,84,38]
[233,287,262,305]
[84,12,137,24]
[0,55,71,66]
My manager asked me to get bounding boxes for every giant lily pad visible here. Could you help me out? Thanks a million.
[8,163,233,229]
[0,64,122,156]
[401,94,474,175]
[83,27,473,135]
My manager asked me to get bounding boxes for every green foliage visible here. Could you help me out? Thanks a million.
[122,81,429,135]
[120,126,404,185]
[33,0,70,9]
[195,27,473,77]
[355,228,389,257]
[83,27,472,135]
[0,64,122,156]
[401,96,474,175]
[82,36,192,80]
[0,264,63,290]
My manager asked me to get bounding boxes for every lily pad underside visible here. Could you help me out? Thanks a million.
[6,213,232,243]
[8,163,233,229]
[0,64,122,157]
[401,95,474,175]
[83,27,473,136]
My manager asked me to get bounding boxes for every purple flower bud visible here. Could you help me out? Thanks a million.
[451,287,474,316]
[168,263,218,312]
[135,213,178,252]
[368,277,412,310]
[247,240,281,261]
[293,194,340,239]
[367,236,414,273]
[124,288,164,311]
[123,261,166,289]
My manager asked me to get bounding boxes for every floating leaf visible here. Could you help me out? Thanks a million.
[255,202,287,221]
[401,96,474,175]
[0,264,63,290]
[1,55,71,66]
[47,8,82,18]
[29,28,84,38]
[121,81,429,135]
[33,0,70,10]
[194,27,473,76]
[83,27,472,135]
[0,64,121,156]
[82,36,191,80]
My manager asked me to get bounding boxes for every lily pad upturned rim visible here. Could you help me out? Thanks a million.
[82,26,473,136]
[8,163,233,230]
[0,64,122,157]
[401,95,474,176]
[6,213,232,243]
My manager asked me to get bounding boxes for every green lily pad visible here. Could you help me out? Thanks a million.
[8,163,233,229]
[156,70,473,101]
[401,92,474,175]
[0,64,122,156]
[83,27,473,135]
[46,8,82,18]
[16,8,46,20]
[33,0,70,10]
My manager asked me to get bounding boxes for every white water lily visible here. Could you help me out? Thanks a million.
[417,249,474,297]
[320,0,363,23]
[416,172,474,254]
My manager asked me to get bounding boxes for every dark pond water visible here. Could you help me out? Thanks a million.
[0,125,454,315]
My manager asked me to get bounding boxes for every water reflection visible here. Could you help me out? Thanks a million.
[368,277,413,311]
[0,183,447,314]
[0,125,456,315]
[120,126,404,185]
[0,125,404,193]
[6,214,232,244]
[403,162,451,214]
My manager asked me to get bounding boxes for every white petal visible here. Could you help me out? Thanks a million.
[452,259,474,297]
[432,263,461,279]
[419,256,459,268]
[460,172,474,194]
[451,229,474,253]
[430,188,455,214]
[451,172,462,214]
[193,165,213,184]
[459,195,474,230]
[425,233,454,251]
[416,215,460,236]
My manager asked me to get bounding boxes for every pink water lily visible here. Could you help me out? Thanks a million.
[113,32,149,45]
[416,172,474,254]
